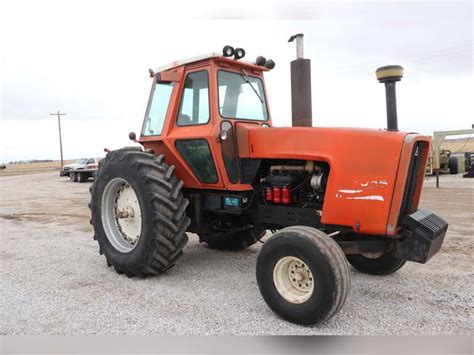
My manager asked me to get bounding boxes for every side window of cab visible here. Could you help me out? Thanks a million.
[177,70,210,126]
[142,82,174,136]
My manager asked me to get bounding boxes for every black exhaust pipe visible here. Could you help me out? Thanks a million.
[289,33,312,127]
[376,65,404,131]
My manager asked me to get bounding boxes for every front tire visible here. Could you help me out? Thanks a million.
[256,226,350,325]
[346,253,406,275]
[90,149,190,277]
[70,172,78,182]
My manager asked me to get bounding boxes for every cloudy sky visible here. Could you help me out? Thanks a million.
[0,0,472,162]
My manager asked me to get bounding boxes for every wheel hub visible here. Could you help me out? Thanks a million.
[288,260,313,292]
[116,206,135,219]
[114,183,141,246]
[273,256,315,304]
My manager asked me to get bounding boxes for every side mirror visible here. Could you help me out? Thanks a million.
[218,121,232,142]
[129,132,137,141]
[219,130,228,141]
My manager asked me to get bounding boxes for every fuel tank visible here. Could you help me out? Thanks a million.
[236,124,430,235]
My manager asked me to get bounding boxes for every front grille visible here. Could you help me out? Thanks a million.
[398,141,428,224]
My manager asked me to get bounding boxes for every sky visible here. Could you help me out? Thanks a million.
[0,0,472,162]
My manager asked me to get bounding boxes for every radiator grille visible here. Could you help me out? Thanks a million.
[398,141,428,224]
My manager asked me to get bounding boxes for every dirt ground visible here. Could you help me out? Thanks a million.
[0,172,473,335]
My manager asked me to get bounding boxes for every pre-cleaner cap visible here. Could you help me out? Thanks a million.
[376,65,404,82]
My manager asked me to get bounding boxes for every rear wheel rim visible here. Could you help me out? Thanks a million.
[273,256,315,304]
[101,178,142,253]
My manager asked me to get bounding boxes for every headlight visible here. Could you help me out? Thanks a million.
[222,45,234,57]
[234,48,246,60]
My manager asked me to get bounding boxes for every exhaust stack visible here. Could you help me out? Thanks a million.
[289,34,312,127]
[376,65,404,131]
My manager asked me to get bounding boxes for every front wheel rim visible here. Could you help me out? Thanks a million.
[273,256,315,304]
[101,178,142,253]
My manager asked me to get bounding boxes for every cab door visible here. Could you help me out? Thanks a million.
[166,67,225,188]
[210,66,271,191]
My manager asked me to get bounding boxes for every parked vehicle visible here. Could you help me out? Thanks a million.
[89,41,448,326]
[425,149,458,175]
[68,165,100,183]
[60,157,100,177]
[463,152,474,178]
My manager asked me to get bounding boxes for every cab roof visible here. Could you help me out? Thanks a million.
[154,52,269,73]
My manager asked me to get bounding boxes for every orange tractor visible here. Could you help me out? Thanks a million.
[90,36,448,325]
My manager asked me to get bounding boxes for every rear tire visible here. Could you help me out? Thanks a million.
[256,226,350,325]
[77,172,86,183]
[449,156,458,174]
[198,227,266,250]
[70,172,78,182]
[90,148,190,277]
[346,253,406,275]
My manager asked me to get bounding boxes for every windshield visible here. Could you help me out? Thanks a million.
[218,70,268,121]
[75,158,87,164]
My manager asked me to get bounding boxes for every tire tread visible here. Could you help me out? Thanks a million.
[90,148,190,277]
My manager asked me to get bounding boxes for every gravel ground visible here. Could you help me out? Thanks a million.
[0,172,473,335]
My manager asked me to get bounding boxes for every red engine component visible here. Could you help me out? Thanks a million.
[265,187,273,201]
[272,187,281,203]
[281,187,291,204]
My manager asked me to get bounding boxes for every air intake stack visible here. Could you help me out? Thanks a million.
[289,34,312,127]
[376,65,404,131]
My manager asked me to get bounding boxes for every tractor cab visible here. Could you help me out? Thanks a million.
[138,51,275,190]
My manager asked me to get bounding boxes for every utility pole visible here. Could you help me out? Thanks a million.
[50,111,66,168]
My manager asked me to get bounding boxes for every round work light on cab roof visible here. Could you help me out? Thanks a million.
[255,56,266,66]
[264,59,276,69]
[222,45,234,57]
[234,48,246,60]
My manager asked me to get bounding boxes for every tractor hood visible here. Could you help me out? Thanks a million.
[236,124,430,235]
[236,124,409,162]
